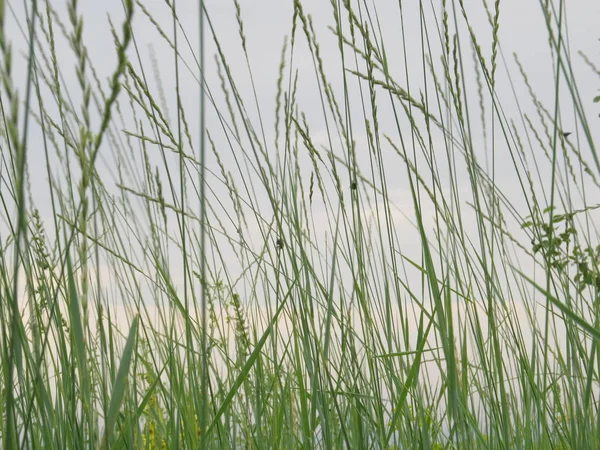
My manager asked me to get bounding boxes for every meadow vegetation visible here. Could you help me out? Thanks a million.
[1,0,599,448]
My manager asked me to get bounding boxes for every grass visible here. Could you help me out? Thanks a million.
[1,0,599,448]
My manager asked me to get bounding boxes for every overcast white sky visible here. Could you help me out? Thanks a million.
[2,0,600,311]
[5,0,595,191]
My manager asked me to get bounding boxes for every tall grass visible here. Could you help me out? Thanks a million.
[1,0,599,448]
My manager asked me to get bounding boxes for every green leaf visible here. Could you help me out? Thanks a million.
[100,316,139,448]
[66,254,90,407]
[375,347,441,358]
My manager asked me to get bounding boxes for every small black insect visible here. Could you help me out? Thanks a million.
[562,131,572,138]
[276,238,284,251]
[350,181,358,190]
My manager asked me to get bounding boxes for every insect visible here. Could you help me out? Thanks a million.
[562,131,571,138]
[276,238,284,251]
[350,180,357,190]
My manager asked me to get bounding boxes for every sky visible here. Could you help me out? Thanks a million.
[4,0,599,211]
[2,0,600,338]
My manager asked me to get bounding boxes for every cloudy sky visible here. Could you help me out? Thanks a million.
[2,0,600,318]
